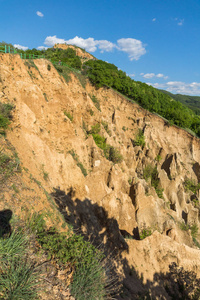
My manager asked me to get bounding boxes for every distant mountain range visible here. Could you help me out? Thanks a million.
[160,90,200,115]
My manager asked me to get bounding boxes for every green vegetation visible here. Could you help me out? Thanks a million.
[41,229,109,300]
[179,222,198,239]
[140,227,152,240]
[83,59,200,137]
[54,62,86,87]
[0,229,40,299]
[128,177,132,185]
[91,95,101,111]
[133,129,145,147]
[190,224,198,238]
[143,164,164,198]
[87,123,122,163]
[101,121,111,136]
[89,109,94,116]
[92,133,123,164]
[69,149,87,176]
[64,111,73,122]
[24,59,39,72]
[0,211,117,300]
[12,183,19,193]
[109,146,123,164]
[160,89,200,116]
[36,226,102,265]
[70,256,107,300]
[92,134,109,155]
[184,179,200,195]
[179,222,190,231]
[26,212,114,300]
[89,123,101,134]
[155,154,162,162]
[0,151,20,183]
[0,102,14,135]
[43,171,49,181]
[43,92,48,102]
[19,47,82,70]
[54,64,72,82]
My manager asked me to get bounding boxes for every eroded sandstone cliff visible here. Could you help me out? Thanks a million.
[1,53,200,299]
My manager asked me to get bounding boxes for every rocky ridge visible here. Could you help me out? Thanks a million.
[54,43,95,61]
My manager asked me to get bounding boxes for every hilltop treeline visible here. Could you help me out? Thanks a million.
[82,60,200,136]
[1,42,200,136]
[160,89,200,115]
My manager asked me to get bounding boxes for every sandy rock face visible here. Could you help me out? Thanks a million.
[1,53,200,298]
[54,43,95,61]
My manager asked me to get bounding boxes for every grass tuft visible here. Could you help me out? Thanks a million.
[0,229,40,299]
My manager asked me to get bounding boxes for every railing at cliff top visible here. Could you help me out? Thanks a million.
[0,45,45,59]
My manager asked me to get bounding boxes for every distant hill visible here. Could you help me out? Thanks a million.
[160,90,200,115]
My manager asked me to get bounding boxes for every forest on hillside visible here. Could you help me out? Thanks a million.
[160,89,200,115]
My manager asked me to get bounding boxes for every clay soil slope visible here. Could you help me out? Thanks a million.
[1,53,200,299]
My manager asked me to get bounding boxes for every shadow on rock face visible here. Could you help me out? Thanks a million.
[0,209,12,237]
[50,187,200,300]
[51,187,128,253]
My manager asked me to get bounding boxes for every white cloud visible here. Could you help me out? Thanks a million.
[14,44,28,50]
[117,38,146,60]
[65,36,98,52]
[141,72,168,80]
[143,73,155,79]
[44,35,114,53]
[129,74,135,77]
[44,35,146,60]
[44,36,66,46]
[97,40,116,53]
[174,18,184,26]
[36,11,44,17]
[156,73,164,78]
[178,19,184,26]
[152,18,156,22]
[148,81,200,95]
[156,73,168,79]
[37,46,48,50]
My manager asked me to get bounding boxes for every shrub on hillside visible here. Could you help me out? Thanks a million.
[0,102,14,135]
[143,164,164,198]
[92,134,123,164]
[26,212,119,299]
[133,129,145,147]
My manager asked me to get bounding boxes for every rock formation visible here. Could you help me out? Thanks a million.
[0,52,200,299]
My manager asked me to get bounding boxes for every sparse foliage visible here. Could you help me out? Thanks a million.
[92,134,123,164]
[0,102,14,135]
[91,95,101,111]
[69,149,87,176]
[64,111,73,122]
[133,129,145,147]
[143,164,164,198]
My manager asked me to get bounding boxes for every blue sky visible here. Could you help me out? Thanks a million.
[1,0,200,95]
